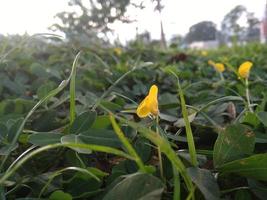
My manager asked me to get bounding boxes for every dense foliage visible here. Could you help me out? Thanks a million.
[0,35,267,200]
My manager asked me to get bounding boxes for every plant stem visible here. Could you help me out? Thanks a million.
[109,115,147,172]
[221,186,250,194]
[156,115,164,180]
[69,52,81,124]
[176,77,197,166]
[219,72,225,82]
[245,78,253,112]
[172,165,180,200]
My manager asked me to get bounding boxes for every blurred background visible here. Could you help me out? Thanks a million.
[0,0,266,49]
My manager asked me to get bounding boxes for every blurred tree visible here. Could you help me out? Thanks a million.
[151,0,167,49]
[246,12,260,42]
[220,5,247,45]
[50,0,133,47]
[220,5,261,45]
[184,21,217,44]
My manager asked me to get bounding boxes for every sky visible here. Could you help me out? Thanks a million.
[0,0,265,43]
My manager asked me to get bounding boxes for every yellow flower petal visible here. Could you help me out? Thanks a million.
[214,63,225,72]
[208,60,225,73]
[137,97,150,118]
[136,85,159,118]
[148,85,158,97]
[238,61,253,78]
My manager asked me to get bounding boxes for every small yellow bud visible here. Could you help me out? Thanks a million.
[238,61,253,78]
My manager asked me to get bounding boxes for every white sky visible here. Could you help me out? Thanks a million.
[0,0,265,43]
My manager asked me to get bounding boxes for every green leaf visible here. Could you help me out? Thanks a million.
[219,153,267,181]
[28,132,62,146]
[103,173,164,200]
[49,190,72,200]
[79,129,121,148]
[61,135,92,154]
[134,138,151,162]
[31,110,58,131]
[91,115,111,129]
[65,176,101,198]
[187,167,220,200]
[242,112,260,127]
[100,101,122,111]
[213,124,255,167]
[257,112,267,127]
[70,111,96,134]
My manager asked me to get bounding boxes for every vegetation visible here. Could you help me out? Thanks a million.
[0,33,267,200]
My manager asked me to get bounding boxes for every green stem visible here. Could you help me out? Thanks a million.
[69,52,81,124]
[245,78,253,112]
[176,77,197,166]
[109,115,146,172]
[156,115,164,180]
[172,165,180,200]
[221,186,250,194]
[219,72,224,82]
[186,186,196,200]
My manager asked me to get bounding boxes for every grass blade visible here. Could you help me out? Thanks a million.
[70,51,82,124]
[109,114,146,172]
[172,72,197,166]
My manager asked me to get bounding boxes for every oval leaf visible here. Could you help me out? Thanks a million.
[257,112,267,127]
[213,124,255,167]
[28,132,62,146]
[103,173,164,200]
[219,153,267,181]
[70,111,96,134]
[49,190,72,200]
[187,167,220,200]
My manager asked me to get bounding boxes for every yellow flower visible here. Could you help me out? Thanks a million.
[136,85,159,118]
[208,60,225,72]
[214,63,225,72]
[238,61,253,78]
[113,47,122,56]
[201,51,208,56]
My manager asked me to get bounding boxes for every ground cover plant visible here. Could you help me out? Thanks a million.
[0,35,267,200]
